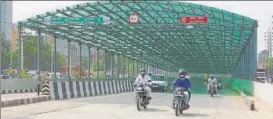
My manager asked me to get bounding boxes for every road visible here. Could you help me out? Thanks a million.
[2,93,273,119]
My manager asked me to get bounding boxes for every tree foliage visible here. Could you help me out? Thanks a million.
[0,34,12,69]
[7,36,66,72]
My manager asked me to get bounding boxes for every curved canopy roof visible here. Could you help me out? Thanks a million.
[20,1,257,73]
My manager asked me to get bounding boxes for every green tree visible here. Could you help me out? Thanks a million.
[0,34,12,70]
[81,55,89,68]
[11,36,66,72]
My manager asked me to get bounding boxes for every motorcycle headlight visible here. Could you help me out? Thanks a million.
[137,87,143,90]
[176,91,182,94]
[183,91,189,95]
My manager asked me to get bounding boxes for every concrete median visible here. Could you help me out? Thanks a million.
[1,79,39,94]
[49,80,134,100]
[1,95,50,108]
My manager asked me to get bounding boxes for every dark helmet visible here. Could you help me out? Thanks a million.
[178,69,186,75]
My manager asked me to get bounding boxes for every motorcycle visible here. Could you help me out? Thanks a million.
[209,83,217,97]
[135,83,149,111]
[217,83,222,91]
[173,88,189,116]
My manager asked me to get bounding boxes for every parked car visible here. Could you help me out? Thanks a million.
[1,75,11,80]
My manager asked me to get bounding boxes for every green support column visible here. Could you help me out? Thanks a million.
[122,55,125,78]
[243,52,245,78]
[117,53,120,79]
[136,60,139,75]
[37,30,41,75]
[17,23,22,78]
[88,46,91,78]
[111,52,114,78]
[79,42,82,78]
[133,59,135,77]
[53,36,57,79]
[104,50,107,79]
[67,40,71,79]
[127,57,130,78]
[96,47,100,79]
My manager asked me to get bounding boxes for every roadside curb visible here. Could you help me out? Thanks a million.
[240,91,255,111]
[1,95,51,108]
[1,88,38,94]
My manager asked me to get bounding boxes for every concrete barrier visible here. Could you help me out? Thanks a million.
[1,79,39,94]
[1,95,50,108]
[49,80,133,100]
[253,82,273,109]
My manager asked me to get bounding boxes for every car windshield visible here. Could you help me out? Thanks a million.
[151,75,165,81]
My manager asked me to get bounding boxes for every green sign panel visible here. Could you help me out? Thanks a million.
[69,17,87,24]
[49,16,109,24]
[50,17,67,24]
[87,17,104,24]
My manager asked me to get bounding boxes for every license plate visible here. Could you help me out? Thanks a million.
[153,85,158,87]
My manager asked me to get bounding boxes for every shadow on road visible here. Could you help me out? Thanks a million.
[181,113,209,117]
[144,108,168,112]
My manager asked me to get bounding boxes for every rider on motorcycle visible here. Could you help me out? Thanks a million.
[134,69,152,101]
[207,74,218,92]
[171,69,192,109]
[148,73,152,81]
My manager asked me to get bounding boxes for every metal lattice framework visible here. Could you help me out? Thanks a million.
[20,1,257,73]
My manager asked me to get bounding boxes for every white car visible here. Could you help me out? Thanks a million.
[150,74,168,92]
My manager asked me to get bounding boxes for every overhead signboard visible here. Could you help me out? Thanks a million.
[49,16,110,25]
[179,16,208,24]
[87,16,104,24]
[50,17,68,24]
[69,17,87,24]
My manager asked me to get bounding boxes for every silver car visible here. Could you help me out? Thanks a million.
[151,74,168,92]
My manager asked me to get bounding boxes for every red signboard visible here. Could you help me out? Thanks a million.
[179,16,208,24]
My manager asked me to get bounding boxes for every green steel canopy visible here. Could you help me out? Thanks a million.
[20,1,257,73]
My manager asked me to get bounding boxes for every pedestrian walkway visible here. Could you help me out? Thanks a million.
[1,93,50,108]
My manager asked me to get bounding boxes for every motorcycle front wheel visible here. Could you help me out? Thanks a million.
[136,96,142,111]
[175,100,180,116]
[209,88,214,97]
[180,100,184,114]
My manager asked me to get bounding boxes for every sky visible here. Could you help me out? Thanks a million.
[12,1,273,53]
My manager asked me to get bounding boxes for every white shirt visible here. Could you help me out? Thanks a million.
[134,74,151,85]
[208,78,217,85]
